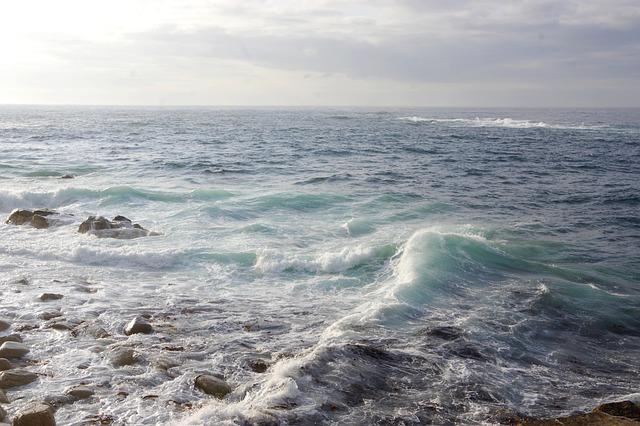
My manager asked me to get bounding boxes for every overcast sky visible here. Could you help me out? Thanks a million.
[1,0,639,106]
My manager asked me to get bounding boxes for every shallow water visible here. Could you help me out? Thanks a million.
[0,107,639,425]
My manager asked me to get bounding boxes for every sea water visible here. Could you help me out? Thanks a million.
[0,107,638,425]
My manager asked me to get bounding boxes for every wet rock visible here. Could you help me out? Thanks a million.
[12,402,56,426]
[194,374,232,399]
[46,321,74,331]
[0,388,8,403]
[0,369,38,388]
[124,317,153,336]
[596,401,640,420]
[0,404,5,421]
[78,216,156,239]
[66,385,95,400]
[0,334,22,345]
[108,348,138,367]
[60,174,74,179]
[42,394,75,409]
[0,358,10,371]
[0,320,9,332]
[38,293,63,302]
[520,400,640,425]
[247,359,270,373]
[71,323,110,339]
[6,209,57,229]
[425,325,464,341]
[151,355,179,371]
[38,311,62,321]
[0,341,29,359]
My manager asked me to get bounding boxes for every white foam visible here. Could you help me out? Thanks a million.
[397,116,607,130]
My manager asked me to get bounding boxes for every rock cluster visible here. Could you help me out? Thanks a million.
[5,209,57,229]
[78,215,157,239]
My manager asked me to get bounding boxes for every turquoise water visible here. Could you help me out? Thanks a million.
[0,107,639,424]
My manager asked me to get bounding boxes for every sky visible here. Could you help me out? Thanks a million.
[0,0,639,107]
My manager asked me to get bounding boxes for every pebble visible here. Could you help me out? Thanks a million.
[194,374,232,399]
[0,341,29,359]
[124,317,153,335]
[0,320,9,332]
[38,293,64,302]
[109,348,138,367]
[0,369,38,388]
[0,358,11,371]
[12,402,56,426]
[66,385,95,400]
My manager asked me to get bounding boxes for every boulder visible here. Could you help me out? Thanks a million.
[0,341,29,359]
[38,293,63,302]
[78,216,156,239]
[0,334,22,345]
[12,402,56,426]
[0,320,9,332]
[194,374,232,399]
[65,385,94,400]
[60,174,74,179]
[124,317,153,336]
[0,358,11,371]
[108,348,138,367]
[5,209,57,229]
[0,369,38,388]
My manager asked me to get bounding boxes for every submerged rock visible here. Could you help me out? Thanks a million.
[0,341,29,359]
[247,359,270,373]
[0,369,38,388]
[0,404,5,421]
[108,348,138,367]
[60,174,74,179]
[5,209,57,229]
[66,385,95,400]
[194,374,232,399]
[13,402,56,426]
[71,323,110,339]
[78,215,158,239]
[124,317,153,336]
[38,293,63,302]
[0,320,9,332]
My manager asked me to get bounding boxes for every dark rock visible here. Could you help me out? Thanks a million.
[0,369,38,388]
[520,400,640,425]
[596,401,640,420]
[124,317,153,336]
[6,209,35,225]
[6,209,57,228]
[194,374,232,399]
[0,334,23,345]
[425,325,464,341]
[66,385,95,400]
[42,394,75,409]
[0,341,29,359]
[108,348,138,367]
[0,358,11,371]
[247,359,269,373]
[0,320,9,332]
[61,174,74,179]
[31,214,50,229]
[71,323,110,339]
[38,293,63,302]
[78,215,155,239]
[0,388,8,403]
[12,402,56,426]
[0,404,5,421]
[38,311,62,321]
[112,215,131,223]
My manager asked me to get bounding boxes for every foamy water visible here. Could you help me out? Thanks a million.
[0,107,639,425]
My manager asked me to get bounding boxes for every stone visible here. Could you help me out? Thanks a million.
[0,388,8,403]
[596,401,640,420]
[0,341,29,359]
[0,358,11,371]
[71,323,110,339]
[247,359,269,373]
[66,385,94,400]
[108,348,138,367]
[78,216,154,239]
[12,402,56,426]
[38,311,62,321]
[0,334,22,345]
[42,394,75,409]
[31,214,50,229]
[6,210,34,225]
[124,317,153,336]
[61,174,74,179]
[0,369,38,388]
[521,400,640,425]
[38,293,63,302]
[194,374,232,399]
[6,209,56,228]
[0,320,9,332]
[151,355,179,371]
[0,404,5,421]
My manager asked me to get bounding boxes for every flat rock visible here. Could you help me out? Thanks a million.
[194,374,232,399]
[0,341,29,359]
[38,293,63,302]
[66,385,95,400]
[0,320,9,332]
[0,369,38,388]
[13,402,56,426]
[124,317,153,336]
[0,358,11,371]
[108,348,138,367]
[0,334,22,345]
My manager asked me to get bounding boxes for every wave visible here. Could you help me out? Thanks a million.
[0,186,234,212]
[398,116,608,130]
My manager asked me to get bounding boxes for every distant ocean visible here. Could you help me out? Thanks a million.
[0,107,639,425]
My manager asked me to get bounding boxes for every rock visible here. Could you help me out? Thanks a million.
[521,400,640,425]
[78,216,156,239]
[0,369,38,388]
[124,317,153,336]
[108,348,138,367]
[0,404,5,421]
[596,401,640,420]
[12,402,56,426]
[0,388,8,403]
[6,209,57,228]
[0,320,9,332]
[194,374,232,399]
[38,293,63,302]
[0,341,29,359]
[247,359,269,373]
[0,358,11,371]
[150,355,179,371]
[60,174,74,179]
[38,311,62,321]
[0,334,22,345]
[66,385,94,400]
[42,394,75,409]
[71,323,110,339]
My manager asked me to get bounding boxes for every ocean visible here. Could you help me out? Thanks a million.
[0,106,639,425]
